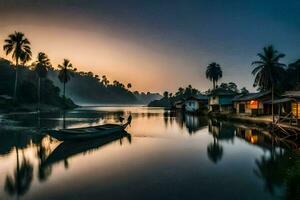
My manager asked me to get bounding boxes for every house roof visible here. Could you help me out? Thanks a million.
[208,88,236,96]
[232,91,270,102]
[263,98,293,104]
[186,94,208,101]
[283,91,300,98]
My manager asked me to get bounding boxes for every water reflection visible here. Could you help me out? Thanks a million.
[0,107,298,200]
[5,149,33,198]
[163,111,207,134]
[41,132,131,168]
[235,126,274,150]
[206,119,236,164]
[254,150,300,200]
[207,137,223,164]
[36,137,54,182]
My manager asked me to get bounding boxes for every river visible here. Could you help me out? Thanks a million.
[0,106,298,200]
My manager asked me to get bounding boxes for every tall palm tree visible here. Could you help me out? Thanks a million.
[205,62,222,89]
[252,45,285,123]
[34,52,51,111]
[58,59,75,108]
[3,32,32,102]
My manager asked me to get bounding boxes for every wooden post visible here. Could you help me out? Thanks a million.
[297,102,299,126]
[272,85,274,124]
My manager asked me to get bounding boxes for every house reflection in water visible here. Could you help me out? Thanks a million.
[184,114,207,134]
[235,127,274,150]
[208,119,235,142]
[161,110,205,134]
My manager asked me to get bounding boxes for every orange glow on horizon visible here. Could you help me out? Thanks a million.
[0,14,213,93]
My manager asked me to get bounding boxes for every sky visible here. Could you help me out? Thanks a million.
[0,0,299,93]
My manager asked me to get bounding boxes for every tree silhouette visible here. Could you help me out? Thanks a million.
[240,87,249,94]
[3,31,32,102]
[34,52,51,111]
[101,75,109,86]
[252,45,285,123]
[5,149,33,198]
[163,91,169,99]
[206,62,222,89]
[58,59,75,108]
[207,137,223,164]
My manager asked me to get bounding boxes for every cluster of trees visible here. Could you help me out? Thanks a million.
[205,45,300,94]
[1,31,161,108]
[47,68,161,104]
[205,45,300,122]
[149,85,202,107]
[2,32,76,109]
[149,45,300,110]
[0,58,75,109]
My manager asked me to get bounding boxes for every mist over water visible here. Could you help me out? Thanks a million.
[0,106,298,200]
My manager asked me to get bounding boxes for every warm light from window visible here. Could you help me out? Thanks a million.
[249,100,258,109]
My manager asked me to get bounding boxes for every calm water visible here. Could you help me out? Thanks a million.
[0,106,299,200]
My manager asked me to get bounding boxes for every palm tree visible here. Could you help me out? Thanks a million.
[252,45,285,123]
[58,59,75,108]
[127,83,132,89]
[34,52,51,111]
[3,32,32,102]
[206,62,222,89]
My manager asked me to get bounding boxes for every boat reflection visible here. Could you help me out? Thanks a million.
[41,132,132,168]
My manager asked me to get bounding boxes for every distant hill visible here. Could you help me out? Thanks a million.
[47,70,161,105]
[0,57,161,106]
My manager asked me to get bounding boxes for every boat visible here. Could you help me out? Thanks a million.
[41,132,131,167]
[48,123,129,141]
[47,116,132,141]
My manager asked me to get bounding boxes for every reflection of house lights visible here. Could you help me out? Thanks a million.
[250,136,258,144]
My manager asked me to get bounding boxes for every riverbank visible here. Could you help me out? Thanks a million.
[208,112,300,132]
[0,102,78,113]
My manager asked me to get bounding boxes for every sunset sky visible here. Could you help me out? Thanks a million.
[0,0,299,93]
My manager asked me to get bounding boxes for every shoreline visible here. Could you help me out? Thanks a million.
[208,112,300,132]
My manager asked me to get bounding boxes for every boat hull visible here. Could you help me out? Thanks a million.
[47,123,128,141]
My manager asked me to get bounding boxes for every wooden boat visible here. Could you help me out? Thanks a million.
[48,122,130,141]
[42,132,131,167]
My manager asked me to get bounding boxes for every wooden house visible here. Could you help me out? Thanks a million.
[184,95,208,113]
[232,91,271,116]
[208,88,236,113]
[174,100,184,109]
[282,91,300,122]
